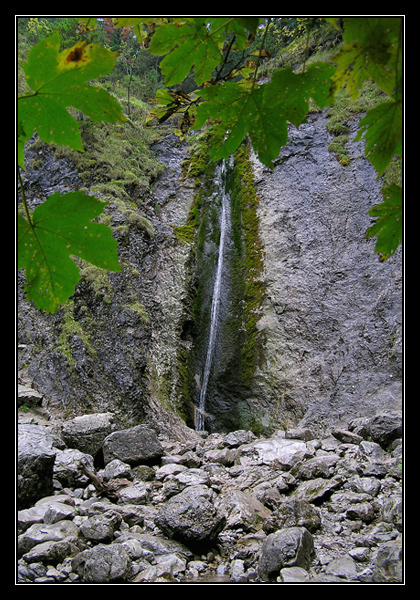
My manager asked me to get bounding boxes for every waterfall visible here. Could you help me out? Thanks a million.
[196,160,231,431]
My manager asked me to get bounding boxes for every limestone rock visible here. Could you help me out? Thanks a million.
[103,425,163,466]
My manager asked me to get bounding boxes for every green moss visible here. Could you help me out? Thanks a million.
[56,300,95,365]
[226,143,265,386]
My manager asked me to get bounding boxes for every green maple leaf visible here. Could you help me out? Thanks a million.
[148,18,235,86]
[332,17,402,98]
[193,63,335,167]
[264,62,335,127]
[18,31,126,167]
[18,191,121,312]
[355,100,402,175]
[366,184,402,261]
[193,82,288,167]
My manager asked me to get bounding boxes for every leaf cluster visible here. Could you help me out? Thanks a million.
[18,31,125,312]
[139,16,402,261]
[17,17,404,313]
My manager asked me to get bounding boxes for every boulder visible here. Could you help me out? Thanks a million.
[215,490,270,531]
[17,384,43,408]
[61,412,117,457]
[155,484,225,549]
[237,436,313,469]
[258,527,315,581]
[18,520,80,557]
[17,424,56,509]
[263,499,321,534]
[71,544,132,582]
[368,411,402,449]
[79,511,123,542]
[53,448,94,487]
[102,425,163,466]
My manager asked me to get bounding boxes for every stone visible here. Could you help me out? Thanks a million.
[331,429,364,445]
[18,384,43,408]
[371,538,403,582]
[71,544,132,582]
[103,426,163,466]
[215,490,270,532]
[292,454,339,480]
[102,459,132,481]
[280,566,310,582]
[117,481,149,505]
[264,499,321,534]
[258,527,315,582]
[155,484,225,549]
[79,511,122,542]
[18,424,56,509]
[18,520,80,557]
[223,430,256,447]
[293,476,343,504]
[61,412,117,457]
[23,539,79,565]
[237,437,312,469]
[368,411,402,449]
[325,556,358,580]
[53,448,94,487]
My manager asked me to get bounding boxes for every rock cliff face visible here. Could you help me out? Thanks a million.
[247,112,402,434]
[17,112,402,438]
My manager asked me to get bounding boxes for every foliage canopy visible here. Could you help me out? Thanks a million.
[18,17,403,312]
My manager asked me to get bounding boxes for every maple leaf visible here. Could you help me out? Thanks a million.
[355,100,402,176]
[18,31,126,167]
[18,191,121,312]
[366,184,402,261]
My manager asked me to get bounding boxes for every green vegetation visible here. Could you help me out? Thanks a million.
[228,144,265,386]
[18,17,403,314]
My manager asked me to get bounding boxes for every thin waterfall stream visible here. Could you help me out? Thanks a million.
[195,159,231,431]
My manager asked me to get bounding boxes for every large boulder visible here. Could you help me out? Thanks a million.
[155,484,225,550]
[236,435,313,469]
[102,425,163,466]
[258,527,315,582]
[61,412,117,457]
[17,424,56,509]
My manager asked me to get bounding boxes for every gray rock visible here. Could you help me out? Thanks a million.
[371,537,403,582]
[237,437,312,469]
[18,520,80,557]
[293,476,343,504]
[61,412,117,457]
[71,544,132,582]
[325,556,358,580]
[53,448,94,487]
[23,539,79,565]
[258,527,315,582]
[264,498,321,534]
[280,566,310,582]
[79,511,122,542]
[103,425,163,466]
[155,484,225,549]
[215,489,270,532]
[368,411,402,449]
[18,384,43,408]
[18,424,56,509]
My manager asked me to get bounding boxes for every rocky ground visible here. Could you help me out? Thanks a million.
[17,387,403,584]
